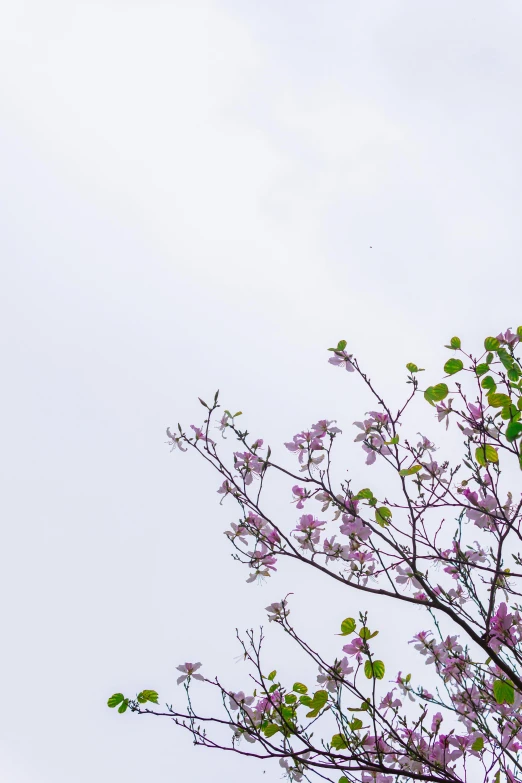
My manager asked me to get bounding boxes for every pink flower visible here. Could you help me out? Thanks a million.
[265,600,289,621]
[395,565,422,590]
[217,479,235,497]
[339,513,371,541]
[497,328,518,346]
[293,514,326,550]
[310,419,341,438]
[228,691,254,711]
[176,662,204,685]
[166,427,187,452]
[328,350,355,371]
[466,493,498,529]
[436,399,453,429]
[431,712,443,733]
[379,691,402,711]
[317,657,353,692]
[225,522,249,545]
[292,485,308,509]
[234,451,264,485]
[190,425,215,445]
[467,403,483,421]
[342,637,364,656]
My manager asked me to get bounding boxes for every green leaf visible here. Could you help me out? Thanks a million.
[269,683,278,693]
[350,717,363,730]
[284,694,297,704]
[508,367,521,381]
[498,348,513,370]
[372,660,385,679]
[475,445,499,466]
[444,358,463,375]
[137,691,158,704]
[118,699,129,714]
[384,435,399,445]
[424,383,449,406]
[331,733,348,750]
[299,695,313,707]
[488,392,511,408]
[267,670,277,681]
[312,690,328,708]
[481,375,496,392]
[506,421,522,442]
[471,736,484,752]
[337,340,347,351]
[339,777,349,783]
[399,464,422,477]
[375,506,392,526]
[293,682,308,694]
[406,362,418,372]
[340,617,356,636]
[359,627,371,640]
[263,723,281,737]
[449,336,461,349]
[484,336,500,351]
[518,326,522,340]
[493,679,515,705]
[475,363,489,377]
[355,488,374,500]
[364,659,385,679]
[107,693,125,709]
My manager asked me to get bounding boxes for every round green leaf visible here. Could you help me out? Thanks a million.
[399,464,422,476]
[450,336,461,349]
[312,690,328,708]
[506,421,522,442]
[444,358,463,375]
[293,682,308,694]
[340,617,356,636]
[331,733,348,750]
[493,679,515,705]
[372,660,385,680]
[107,693,125,709]
[263,724,281,737]
[484,336,500,351]
[475,445,498,466]
[475,363,489,376]
[481,375,496,392]
[488,393,511,408]
[424,383,449,405]
[375,506,392,526]
[471,736,484,752]
[406,362,419,372]
[364,660,385,680]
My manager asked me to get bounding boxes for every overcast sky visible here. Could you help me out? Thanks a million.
[1,2,522,781]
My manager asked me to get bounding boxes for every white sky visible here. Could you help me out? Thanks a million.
[1,1,522,781]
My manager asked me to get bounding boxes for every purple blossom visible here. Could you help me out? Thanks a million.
[176,662,204,685]
[328,350,355,371]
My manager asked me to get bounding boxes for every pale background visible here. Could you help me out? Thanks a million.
[1,1,521,781]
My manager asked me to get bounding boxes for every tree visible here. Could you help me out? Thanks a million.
[108,327,522,783]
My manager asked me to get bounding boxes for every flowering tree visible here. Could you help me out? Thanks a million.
[108,327,522,783]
